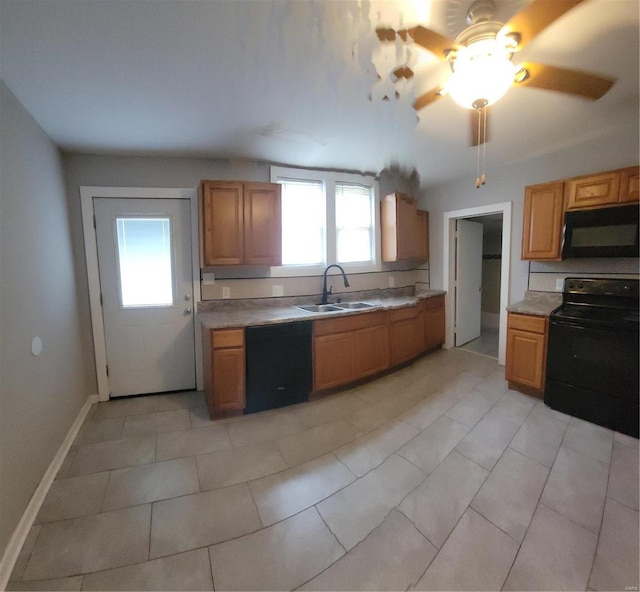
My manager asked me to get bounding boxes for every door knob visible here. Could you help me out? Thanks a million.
[185,294,191,301]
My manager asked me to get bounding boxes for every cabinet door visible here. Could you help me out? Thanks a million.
[566,171,620,210]
[619,167,640,203]
[522,182,564,260]
[416,210,429,261]
[424,298,445,350]
[397,194,418,260]
[505,329,546,390]
[244,183,282,266]
[314,332,355,391]
[354,323,390,379]
[390,306,424,366]
[200,182,244,266]
[212,347,246,412]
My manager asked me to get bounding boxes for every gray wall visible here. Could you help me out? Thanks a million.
[63,154,426,393]
[421,102,639,302]
[0,82,87,554]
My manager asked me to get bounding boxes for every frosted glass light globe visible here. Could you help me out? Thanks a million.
[447,39,516,109]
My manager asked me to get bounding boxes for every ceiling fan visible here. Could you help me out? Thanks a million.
[376,0,616,148]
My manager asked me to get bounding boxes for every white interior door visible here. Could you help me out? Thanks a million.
[94,198,195,397]
[456,219,483,346]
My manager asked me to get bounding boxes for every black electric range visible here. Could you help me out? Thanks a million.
[545,278,639,438]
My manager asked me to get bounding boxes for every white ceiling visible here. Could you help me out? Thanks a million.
[1,0,638,187]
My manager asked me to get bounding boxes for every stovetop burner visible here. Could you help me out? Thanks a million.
[551,278,639,330]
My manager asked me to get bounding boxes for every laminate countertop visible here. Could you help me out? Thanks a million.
[507,291,562,317]
[199,290,446,330]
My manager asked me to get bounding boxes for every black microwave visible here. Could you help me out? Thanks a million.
[562,204,639,258]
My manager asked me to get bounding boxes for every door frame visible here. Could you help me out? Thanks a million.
[80,187,201,401]
[442,202,512,365]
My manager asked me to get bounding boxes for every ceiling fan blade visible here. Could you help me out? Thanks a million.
[470,108,489,146]
[500,0,585,50]
[408,26,461,58]
[413,87,444,111]
[515,63,615,100]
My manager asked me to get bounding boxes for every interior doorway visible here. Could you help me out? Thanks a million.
[457,214,503,358]
[443,202,512,366]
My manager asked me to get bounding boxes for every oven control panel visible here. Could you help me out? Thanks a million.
[563,278,639,299]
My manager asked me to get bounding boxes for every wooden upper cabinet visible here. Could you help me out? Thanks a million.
[243,183,282,266]
[200,182,244,265]
[199,180,281,267]
[566,171,621,210]
[416,210,429,262]
[382,192,421,261]
[522,181,565,261]
[619,166,640,203]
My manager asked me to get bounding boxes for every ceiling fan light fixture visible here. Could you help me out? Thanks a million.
[446,39,516,109]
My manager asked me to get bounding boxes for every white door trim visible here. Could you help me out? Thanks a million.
[80,186,201,401]
[442,202,512,365]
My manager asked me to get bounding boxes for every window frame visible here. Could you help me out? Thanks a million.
[270,165,381,277]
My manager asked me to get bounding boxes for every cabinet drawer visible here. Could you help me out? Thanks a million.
[389,303,422,322]
[314,310,388,336]
[566,172,620,210]
[212,328,244,349]
[423,295,444,310]
[508,314,546,335]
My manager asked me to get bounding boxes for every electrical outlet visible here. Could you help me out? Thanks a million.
[555,279,564,291]
[272,285,284,297]
[388,275,395,288]
[222,286,231,299]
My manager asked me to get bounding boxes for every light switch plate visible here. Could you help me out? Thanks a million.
[388,275,395,288]
[272,285,284,297]
[555,279,564,291]
[222,286,231,299]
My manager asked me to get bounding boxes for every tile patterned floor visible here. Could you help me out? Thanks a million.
[9,348,639,591]
[458,328,499,359]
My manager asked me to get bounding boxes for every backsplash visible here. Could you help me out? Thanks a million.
[528,258,639,292]
[200,267,429,300]
[197,286,416,312]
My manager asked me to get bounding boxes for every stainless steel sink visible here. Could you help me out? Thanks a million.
[294,304,343,313]
[335,302,376,310]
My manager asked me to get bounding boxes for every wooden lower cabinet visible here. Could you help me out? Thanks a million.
[355,323,390,378]
[389,304,425,367]
[505,313,548,395]
[203,327,246,417]
[424,296,445,350]
[313,310,390,392]
[314,331,356,391]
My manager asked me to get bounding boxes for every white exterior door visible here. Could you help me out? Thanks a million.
[455,219,483,346]
[94,198,195,397]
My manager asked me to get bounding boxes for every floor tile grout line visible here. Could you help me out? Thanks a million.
[586,434,618,589]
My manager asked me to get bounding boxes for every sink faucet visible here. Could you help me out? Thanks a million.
[321,264,350,305]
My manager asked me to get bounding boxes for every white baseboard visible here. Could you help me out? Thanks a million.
[0,394,99,589]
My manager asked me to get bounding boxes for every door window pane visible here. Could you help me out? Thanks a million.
[280,180,325,265]
[336,183,373,263]
[116,217,174,307]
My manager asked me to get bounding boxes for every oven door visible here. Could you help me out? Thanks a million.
[545,318,639,436]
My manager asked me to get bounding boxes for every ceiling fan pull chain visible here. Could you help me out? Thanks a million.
[481,106,487,186]
[475,106,482,188]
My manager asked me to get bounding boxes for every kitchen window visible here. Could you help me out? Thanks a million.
[270,166,380,276]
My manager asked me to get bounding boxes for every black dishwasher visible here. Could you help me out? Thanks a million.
[245,321,313,414]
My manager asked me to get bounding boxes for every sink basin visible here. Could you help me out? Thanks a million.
[294,304,343,313]
[335,302,376,310]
